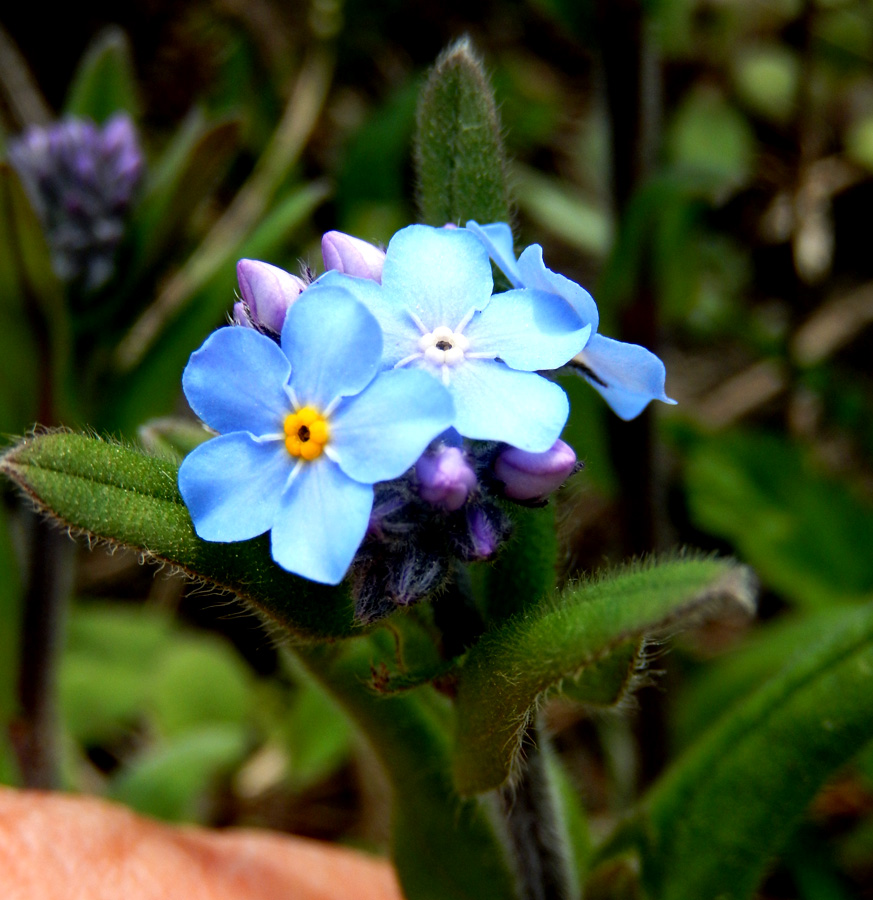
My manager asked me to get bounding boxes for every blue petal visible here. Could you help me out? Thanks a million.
[516,244,600,329]
[270,458,373,584]
[329,369,455,483]
[382,225,494,330]
[178,433,289,541]
[315,270,417,368]
[577,333,677,420]
[183,327,291,436]
[465,221,522,287]
[448,360,569,451]
[465,288,591,371]
[281,286,382,409]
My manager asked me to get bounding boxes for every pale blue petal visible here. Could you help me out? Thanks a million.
[465,221,522,287]
[517,244,600,329]
[577,333,676,420]
[381,225,494,329]
[448,360,569,452]
[315,270,418,368]
[183,327,291,436]
[270,458,373,584]
[330,369,455,483]
[281,286,382,408]
[178,433,289,541]
[465,288,591,371]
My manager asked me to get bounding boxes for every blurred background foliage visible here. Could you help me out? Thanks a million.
[2,0,873,895]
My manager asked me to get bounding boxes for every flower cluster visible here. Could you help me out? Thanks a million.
[178,223,673,620]
[8,114,143,291]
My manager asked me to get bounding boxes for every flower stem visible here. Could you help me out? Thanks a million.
[499,722,573,900]
[11,513,74,788]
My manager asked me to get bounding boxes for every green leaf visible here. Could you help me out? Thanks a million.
[453,556,754,794]
[150,637,252,737]
[684,430,873,608]
[0,432,358,640]
[414,37,510,226]
[633,602,873,900]
[297,636,520,900]
[110,724,247,822]
[64,27,141,122]
[123,113,240,283]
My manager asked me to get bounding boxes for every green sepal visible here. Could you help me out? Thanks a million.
[630,601,873,900]
[0,432,359,640]
[64,27,142,123]
[414,37,510,226]
[296,636,519,900]
[453,556,754,795]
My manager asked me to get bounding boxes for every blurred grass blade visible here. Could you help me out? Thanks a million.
[124,113,240,282]
[0,432,358,640]
[64,27,141,122]
[297,636,520,900]
[632,601,873,900]
[453,556,754,794]
[415,37,510,226]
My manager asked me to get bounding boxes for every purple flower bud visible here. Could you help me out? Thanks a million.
[415,446,477,511]
[494,439,577,501]
[321,231,386,283]
[236,259,307,333]
[7,114,144,290]
[465,506,501,559]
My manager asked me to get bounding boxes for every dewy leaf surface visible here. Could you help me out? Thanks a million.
[633,601,873,900]
[0,432,358,640]
[453,556,755,794]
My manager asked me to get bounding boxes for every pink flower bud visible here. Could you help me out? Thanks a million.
[415,446,477,511]
[494,439,577,501]
[321,231,386,283]
[236,259,307,333]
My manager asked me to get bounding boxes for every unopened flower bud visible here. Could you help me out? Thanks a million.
[321,231,386,282]
[415,446,477,511]
[494,439,577,501]
[236,259,307,333]
[464,505,502,559]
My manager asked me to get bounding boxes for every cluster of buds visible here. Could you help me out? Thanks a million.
[7,115,144,291]
[228,230,580,621]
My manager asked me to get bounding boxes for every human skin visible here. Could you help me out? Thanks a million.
[0,787,403,900]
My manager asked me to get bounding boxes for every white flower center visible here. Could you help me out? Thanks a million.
[419,325,469,366]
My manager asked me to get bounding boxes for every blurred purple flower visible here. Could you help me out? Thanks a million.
[8,114,143,290]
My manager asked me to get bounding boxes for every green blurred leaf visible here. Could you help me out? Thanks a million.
[453,556,754,794]
[150,638,252,737]
[666,86,755,191]
[685,430,873,607]
[632,602,873,900]
[513,165,612,258]
[415,37,510,226]
[137,417,211,462]
[283,678,352,791]
[64,27,141,122]
[110,724,247,822]
[297,636,520,900]
[0,432,359,639]
[732,45,800,123]
[124,113,240,282]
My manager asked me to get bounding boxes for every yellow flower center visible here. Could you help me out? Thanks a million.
[284,405,330,461]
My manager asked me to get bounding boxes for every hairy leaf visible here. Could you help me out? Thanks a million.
[453,556,754,794]
[0,432,358,640]
[634,602,873,900]
[415,37,510,226]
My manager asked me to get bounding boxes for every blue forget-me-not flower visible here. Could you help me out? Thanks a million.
[318,225,591,452]
[178,284,454,585]
[466,221,675,420]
